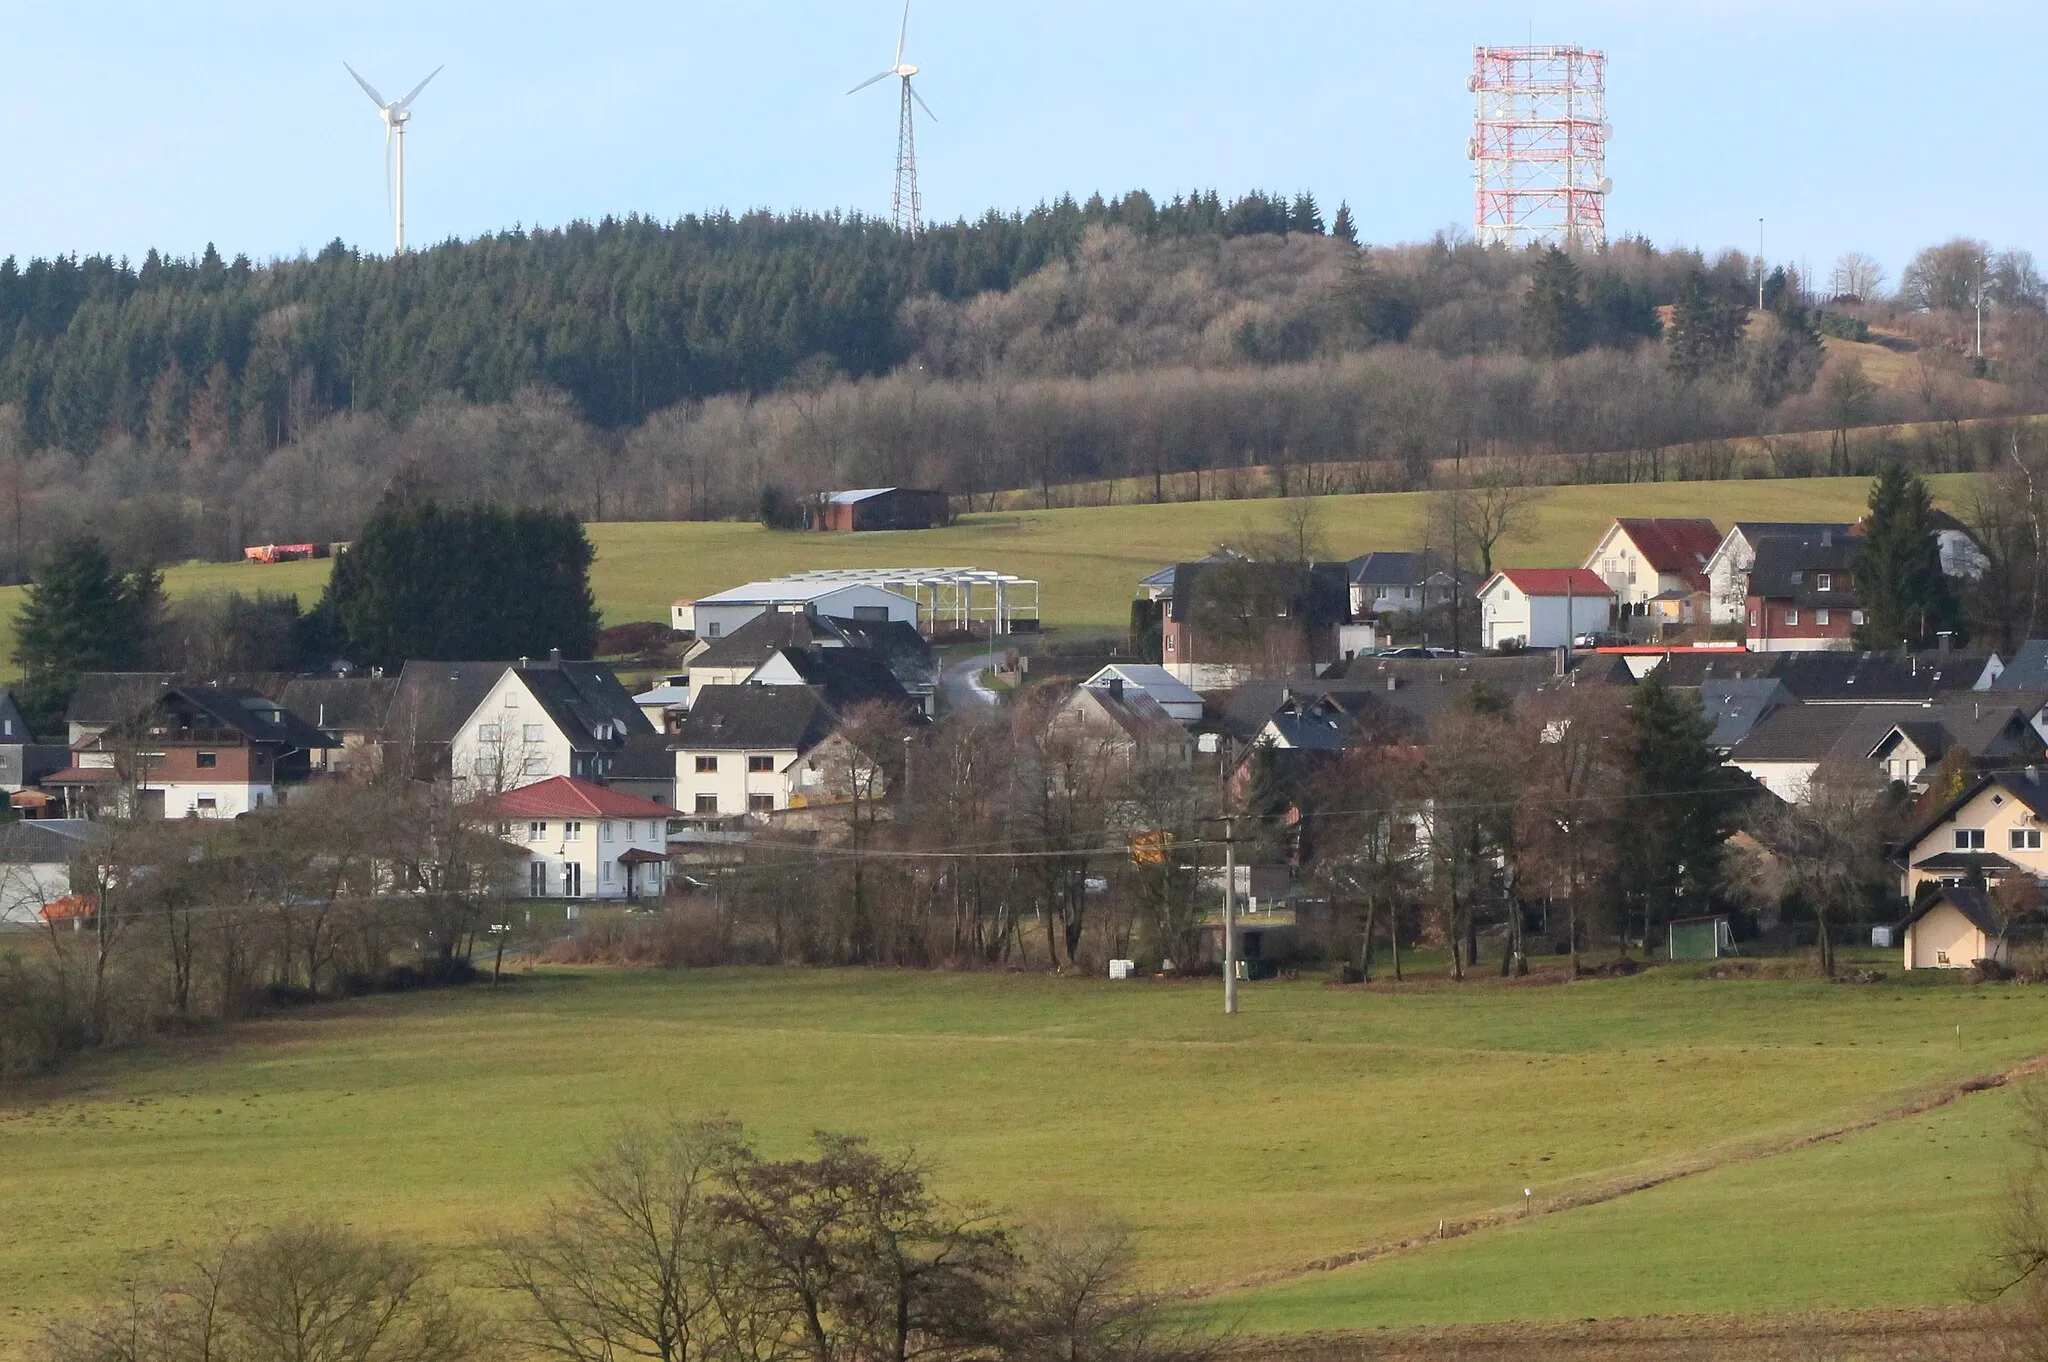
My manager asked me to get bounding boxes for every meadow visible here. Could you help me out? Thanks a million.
[0,473,1980,678]
[1,963,2043,1349]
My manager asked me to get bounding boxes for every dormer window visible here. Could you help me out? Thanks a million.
[1790,571,1803,585]
[1816,573,1832,592]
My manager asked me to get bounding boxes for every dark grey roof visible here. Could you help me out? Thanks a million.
[1906,769,2048,850]
[1991,641,2048,692]
[128,686,337,750]
[1746,537,1860,605]
[772,647,915,712]
[1699,678,1794,751]
[1346,551,1449,587]
[387,662,517,747]
[1637,652,1783,687]
[1867,701,2043,767]
[1314,653,1562,723]
[516,662,653,749]
[1067,686,1187,748]
[1168,560,1352,629]
[612,729,678,780]
[673,685,836,752]
[0,818,100,864]
[823,616,937,682]
[66,672,296,725]
[1730,703,1885,763]
[691,610,851,671]
[1733,521,1855,548]
[1904,884,2001,936]
[1769,651,1994,703]
[278,677,400,734]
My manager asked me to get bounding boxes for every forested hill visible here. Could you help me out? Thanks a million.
[0,189,1334,448]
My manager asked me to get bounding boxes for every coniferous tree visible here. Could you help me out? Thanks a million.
[1666,268,1747,379]
[1330,201,1359,247]
[1613,673,1738,947]
[12,534,162,723]
[1289,192,1326,236]
[1853,462,1961,649]
[1522,246,1588,358]
[314,494,598,666]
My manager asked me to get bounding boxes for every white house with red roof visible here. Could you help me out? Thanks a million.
[1477,569,1614,650]
[470,776,674,902]
[1581,518,1722,614]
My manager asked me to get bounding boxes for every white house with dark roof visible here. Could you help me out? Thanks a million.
[671,684,843,818]
[1704,522,1856,626]
[449,658,654,798]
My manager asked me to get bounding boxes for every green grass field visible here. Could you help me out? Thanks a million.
[0,474,1980,679]
[1,964,2042,1348]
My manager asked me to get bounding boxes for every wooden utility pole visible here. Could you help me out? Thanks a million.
[1223,815,1239,1015]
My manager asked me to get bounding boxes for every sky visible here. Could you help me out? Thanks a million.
[0,1,2038,287]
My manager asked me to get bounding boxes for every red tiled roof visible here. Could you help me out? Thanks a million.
[44,766,116,785]
[1612,518,1723,574]
[469,776,676,820]
[1484,568,1613,597]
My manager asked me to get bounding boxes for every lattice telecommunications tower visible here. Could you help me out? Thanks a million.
[1468,46,1610,250]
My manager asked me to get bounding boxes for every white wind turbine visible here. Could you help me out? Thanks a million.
[848,0,933,235]
[344,62,443,254]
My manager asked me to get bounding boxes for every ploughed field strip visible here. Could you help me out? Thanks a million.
[2,967,2044,1348]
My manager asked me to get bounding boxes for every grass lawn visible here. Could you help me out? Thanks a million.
[1,964,2042,1348]
[0,474,1980,680]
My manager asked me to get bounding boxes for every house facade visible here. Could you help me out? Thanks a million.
[1158,560,1352,688]
[49,686,335,819]
[671,684,839,818]
[1743,537,1861,652]
[1902,887,2008,970]
[473,777,674,902]
[1896,771,2048,899]
[449,659,654,798]
[1703,523,1855,626]
[1475,568,1612,650]
[1582,518,1722,614]
[1345,552,1456,619]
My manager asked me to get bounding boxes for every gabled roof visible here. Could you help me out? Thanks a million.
[673,684,837,752]
[1480,568,1612,598]
[1990,641,2048,692]
[1639,651,1783,687]
[691,610,853,671]
[1769,652,1994,703]
[1727,522,1857,554]
[388,662,523,747]
[278,677,400,733]
[1904,769,2048,851]
[1610,518,1723,574]
[1080,664,1203,708]
[1729,702,1890,764]
[1699,678,1794,751]
[1903,884,2001,936]
[65,673,296,724]
[0,818,101,864]
[1060,685,1188,748]
[768,647,915,711]
[469,776,678,820]
[1746,536,1860,604]
[695,579,915,606]
[115,686,337,750]
[611,729,678,781]
[1867,702,2042,767]
[1346,551,1450,587]
[1167,560,1352,628]
[511,663,652,750]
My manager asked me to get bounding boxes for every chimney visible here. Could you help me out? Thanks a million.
[1107,677,1124,701]
[550,647,563,666]
[519,656,530,669]
[1821,527,1832,547]
[2030,766,2040,785]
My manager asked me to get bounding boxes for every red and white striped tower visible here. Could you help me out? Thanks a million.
[1468,46,1610,250]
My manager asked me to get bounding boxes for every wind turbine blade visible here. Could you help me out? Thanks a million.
[895,0,911,67]
[847,69,895,95]
[395,65,443,111]
[911,82,936,120]
[344,62,388,107]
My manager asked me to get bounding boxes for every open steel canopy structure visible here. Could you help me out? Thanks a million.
[768,567,1040,635]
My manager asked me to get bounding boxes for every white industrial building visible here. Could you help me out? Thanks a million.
[674,568,1040,639]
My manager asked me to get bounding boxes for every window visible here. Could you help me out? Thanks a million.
[196,797,216,812]
[706,622,722,638]
[565,821,582,841]
[1956,828,1987,850]
[1748,609,1758,628]
[503,693,519,709]
[602,821,614,841]
[1852,610,1866,625]
[523,724,545,744]
[748,794,775,814]
[529,861,547,897]
[1789,570,1803,585]
[2,719,11,736]
[695,794,718,815]
[696,755,718,773]
[2015,828,2043,851]
[529,821,548,841]
[1815,610,1830,626]
[564,863,582,898]
[521,756,547,774]
[196,751,217,769]
[480,722,501,743]
[601,861,613,884]
[474,756,494,775]
[748,754,774,773]
[1816,573,1832,592]
[1785,609,1799,626]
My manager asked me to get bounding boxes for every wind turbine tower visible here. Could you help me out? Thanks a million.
[849,0,933,235]
[345,62,443,254]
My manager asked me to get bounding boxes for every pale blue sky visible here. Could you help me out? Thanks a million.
[1,1,2036,284]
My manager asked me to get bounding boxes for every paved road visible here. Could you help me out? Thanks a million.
[941,652,1003,714]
